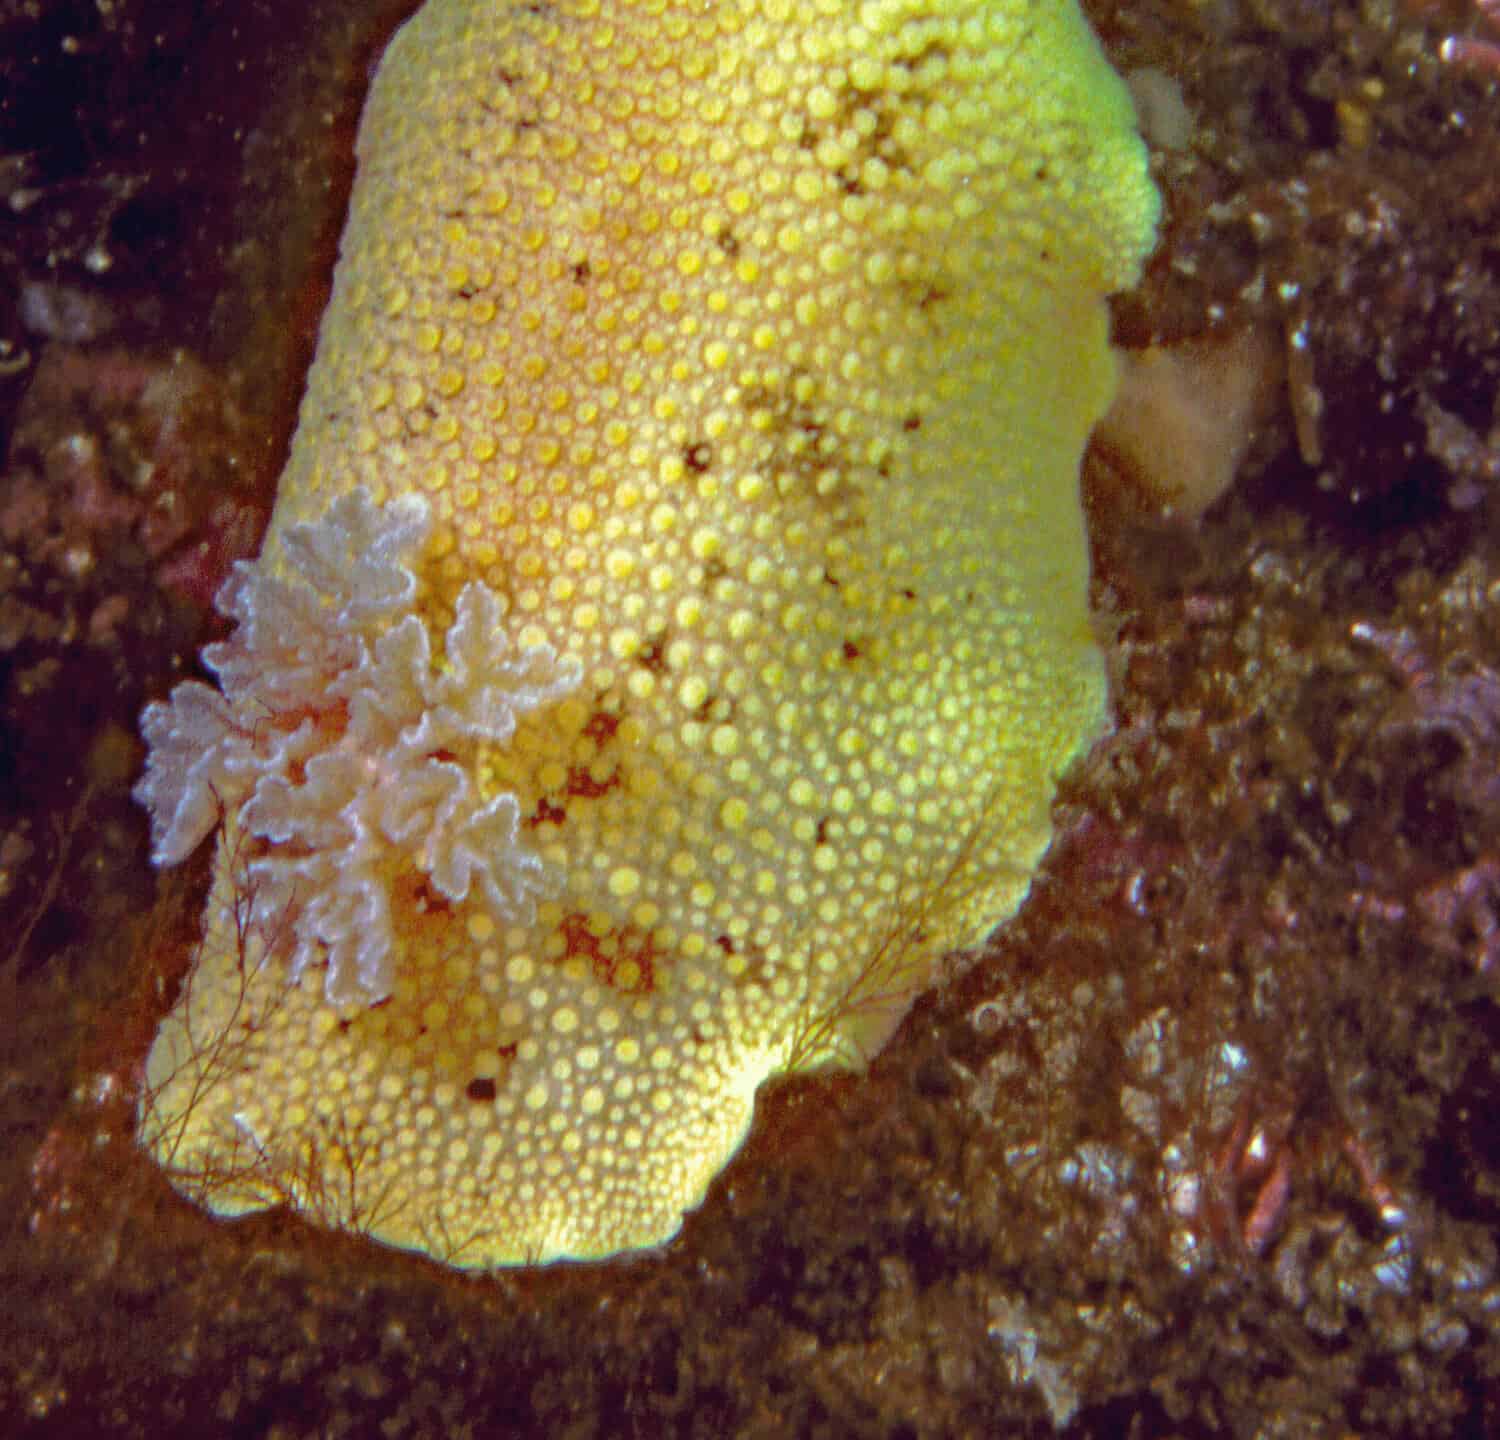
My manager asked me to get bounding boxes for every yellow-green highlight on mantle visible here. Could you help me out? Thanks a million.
[134,0,1159,1267]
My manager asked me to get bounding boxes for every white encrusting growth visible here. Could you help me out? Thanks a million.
[135,488,581,1007]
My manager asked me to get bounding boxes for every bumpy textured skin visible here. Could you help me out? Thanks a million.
[138,0,1158,1265]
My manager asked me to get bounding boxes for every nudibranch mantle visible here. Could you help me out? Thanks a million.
[136,0,1158,1265]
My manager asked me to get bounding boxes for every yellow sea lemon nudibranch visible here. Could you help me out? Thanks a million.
[133,0,1159,1266]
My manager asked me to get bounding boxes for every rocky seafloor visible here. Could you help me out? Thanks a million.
[3,0,1499,1434]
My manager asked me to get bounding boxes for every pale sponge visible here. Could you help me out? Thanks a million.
[135,0,1158,1265]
